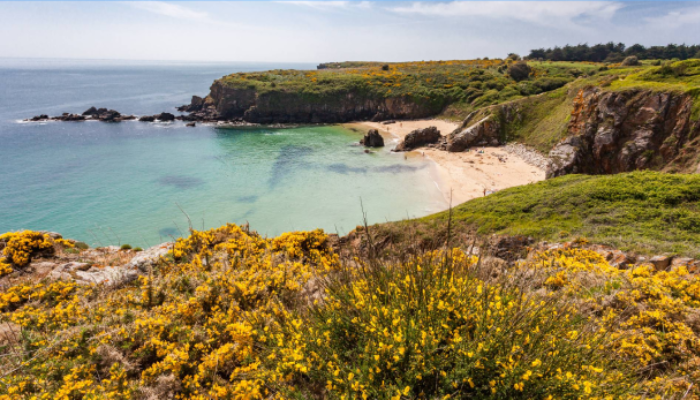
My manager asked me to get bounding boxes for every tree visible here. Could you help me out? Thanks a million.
[507,53,521,61]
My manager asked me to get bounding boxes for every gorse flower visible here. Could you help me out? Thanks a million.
[0,225,697,399]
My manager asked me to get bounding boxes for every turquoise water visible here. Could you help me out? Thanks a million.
[0,60,446,247]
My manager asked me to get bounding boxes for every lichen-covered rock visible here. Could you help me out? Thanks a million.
[393,126,441,151]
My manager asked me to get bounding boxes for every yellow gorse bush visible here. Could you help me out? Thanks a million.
[0,230,54,268]
[526,247,700,398]
[0,225,698,399]
[271,248,634,399]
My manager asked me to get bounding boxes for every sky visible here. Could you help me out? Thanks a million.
[0,1,698,63]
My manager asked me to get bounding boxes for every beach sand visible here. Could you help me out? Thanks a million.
[347,119,546,206]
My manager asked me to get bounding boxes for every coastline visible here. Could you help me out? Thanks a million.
[346,119,546,206]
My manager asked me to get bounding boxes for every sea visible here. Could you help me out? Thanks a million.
[0,58,446,248]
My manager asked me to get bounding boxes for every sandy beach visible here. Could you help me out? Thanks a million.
[347,119,546,206]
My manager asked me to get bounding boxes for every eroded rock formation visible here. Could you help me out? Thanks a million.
[393,126,442,151]
[360,129,384,147]
[547,88,700,177]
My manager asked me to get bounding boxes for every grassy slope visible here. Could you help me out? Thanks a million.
[415,172,700,257]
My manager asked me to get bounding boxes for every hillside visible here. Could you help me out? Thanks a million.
[1,210,699,398]
[438,60,700,176]
[180,59,596,123]
[370,171,700,258]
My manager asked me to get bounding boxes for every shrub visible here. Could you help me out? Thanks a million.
[621,55,640,66]
[133,247,143,252]
[120,244,132,250]
[74,241,89,250]
[508,61,531,82]
[0,231,54,266]
[507,53,521,61]
[276,249,635,399]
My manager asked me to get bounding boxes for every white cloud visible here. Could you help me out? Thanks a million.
[389,1,623,26]
[130,1,208,21]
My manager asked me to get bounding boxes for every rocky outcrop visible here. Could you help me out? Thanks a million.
[26,107,136,123]
[1,240,172,287]
[178,80,443,124]
[445,115,502,151]
[393,126,442,151]
[360,129,384,147]
[27,108,189,124]
[547,88,700,178]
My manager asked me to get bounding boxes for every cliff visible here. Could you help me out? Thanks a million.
[547,87,700,177]
[180,60,587,124]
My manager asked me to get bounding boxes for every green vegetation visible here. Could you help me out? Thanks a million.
[120,244,132,250]
[219,59,593,119]
[412,172,700,257]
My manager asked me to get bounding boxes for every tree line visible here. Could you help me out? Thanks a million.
[526,43,700,63]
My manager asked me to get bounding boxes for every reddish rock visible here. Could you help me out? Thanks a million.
[610,251,636,269]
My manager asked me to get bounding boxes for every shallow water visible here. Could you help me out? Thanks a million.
[0,59,446,246]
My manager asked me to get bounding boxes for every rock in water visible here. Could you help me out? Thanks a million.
[157,112,175,122]
[186,122,196,127]
[393,126,441,151]
[98,110,121,122]
[139,115,155,122]
[360,129,384,147]
[82,106,97,116]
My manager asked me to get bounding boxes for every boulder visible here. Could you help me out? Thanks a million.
[610,251,636,269]
[446,115,502,152]
[139,115,155,122]
[157,112,175,122]
[650,255,673,271]
[393,126,441,152]
[490,235,534,262]
[29,114,49,121]
[360,129,384,147]
[126,242,172,272]
[186,122,196,127]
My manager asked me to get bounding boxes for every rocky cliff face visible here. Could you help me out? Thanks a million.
[186,81,441,123]
[445,101,525,151]
[547,88,700,178]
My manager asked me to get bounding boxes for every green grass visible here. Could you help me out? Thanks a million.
[413,172,700,257]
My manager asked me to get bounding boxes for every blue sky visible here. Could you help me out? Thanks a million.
[1,1,698,62]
